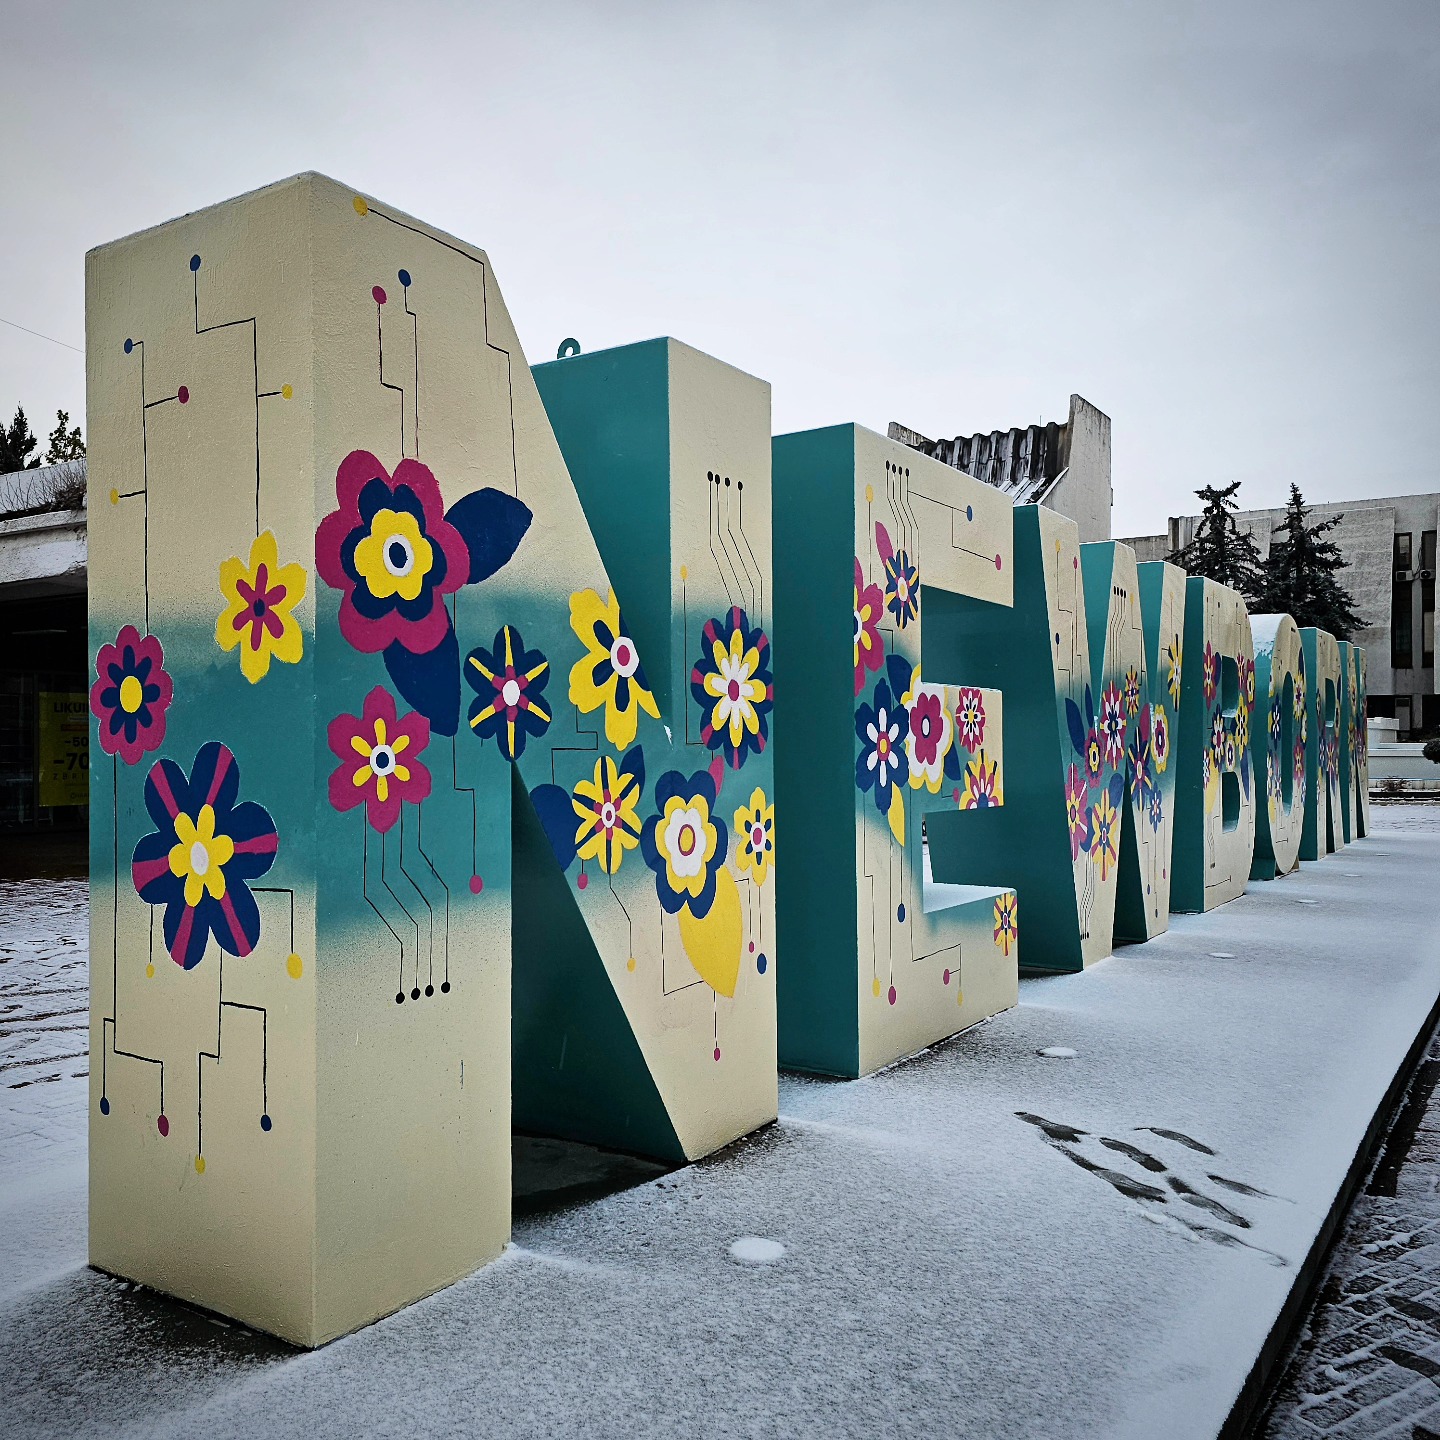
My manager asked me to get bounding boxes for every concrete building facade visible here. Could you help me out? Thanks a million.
[889,393,1113,543]
[1121,491,1438,739]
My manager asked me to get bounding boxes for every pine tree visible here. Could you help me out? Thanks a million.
[0,406,42,471]
[44,410,85,463]
[1166,480,1266,602]
[1257,483,1364,640]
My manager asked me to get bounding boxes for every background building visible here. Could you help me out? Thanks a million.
[0,461,88,834]
[1121,492,1438,739]
[890,393,1113,543]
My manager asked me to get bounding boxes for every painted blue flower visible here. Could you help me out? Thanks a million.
[131,742,278,971]
[855,678,909,815]
[640,768,728,918]
[465,624,552,760]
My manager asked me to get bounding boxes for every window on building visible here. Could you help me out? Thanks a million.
[1397,697,1413,738]
[1423,531,1437,670]
[1396,533,1414,571]
[1393,581,1414,669]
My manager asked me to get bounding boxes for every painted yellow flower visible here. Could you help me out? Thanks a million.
[568,587,660,749]
[352,508,434,603]
[1165,637,1183,707]
[216,529,306,684]
[572,755,643,874]
[167,805,234,908]
[653,788,719,906]
[993,891,1018,957]
[733,787,775,885]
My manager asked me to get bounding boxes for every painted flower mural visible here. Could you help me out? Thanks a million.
[1151,705,1171,773]
[215,530,306,684]
[956,687,986,752]
[91,624,173,766]
[1210,710,1226,761]
[1122,667,1141,718]
[733,787,775,886]
[906,679,954,792]
[690,606,773,769]
[993,892,1017,958]
[569,587,661,750]
[131,742,278,970]
[572,754,643,874]
[1065,764,1090,860]
[876,522,918,629]
[640,769,727,918]
[1090,789,1119,881]
[465,624,551,761]
[1203,641,1219,704]
[1099,683,1127,770]
[960,751,1002,810]
[855,677,909,815]
[853,558,885,696]
[315,450,531,735]
[327,686,432,833]
[1165,637,1183,707]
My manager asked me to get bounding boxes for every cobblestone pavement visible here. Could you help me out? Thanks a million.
[1263,803,1440,1439]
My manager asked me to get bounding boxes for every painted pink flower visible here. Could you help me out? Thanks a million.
[91,624,173,766]
[1203,641,1219,703]
[327,686,432,833]
[956,687,986,751]
[315,451,468,655]
[853,557,885,695]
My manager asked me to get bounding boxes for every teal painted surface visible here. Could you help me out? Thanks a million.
[1171,578,1208,912]
[534,340,673,711]
[1299,628,1336,861]
[511,773,683,1161]
[926,506,1083,972]
[771,426,860,1075]
[1337,640,1355,845]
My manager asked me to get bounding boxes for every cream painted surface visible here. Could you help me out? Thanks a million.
[1202,582,1258,907]
[1251,613,1304,876]
[854,425,1017,1075]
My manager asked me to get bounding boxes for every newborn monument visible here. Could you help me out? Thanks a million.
[85,174,1371,1346]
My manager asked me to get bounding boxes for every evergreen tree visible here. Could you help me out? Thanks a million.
[0,406,42,472]
[1256,483,1364,640]
[44,410,85,463]
[1166,479,1266,602]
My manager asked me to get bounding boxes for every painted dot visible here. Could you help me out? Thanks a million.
[286,953,303,980]
[398,268,412,287]
[627,956,636,972]
[757,953,768,975]
[195,1155,205,1174]
[966,505,974,521]
[748,941,755,953]
[109,488,120,506]
[872,978,881,998]
[714,1046,722,1062]
[897,903,906,923]
[260,1114,272,1132]
[680,565,688,582]
[470,874,484,894]
[887,985,897,1006]
[123,338,133,354]
[441,981,451,994]
[177,385,189,404]
[578,872,589,890]
[956,989,964,1007]
[1072,556,1078,569]
[372,285,387,305]
[952,787,960,802]
[99,1097,110,1116]
[281,384,293,400]
[1055,632,1061,646]
[942,968,951,985]
[157,1114,170,1136]
[995,554,1003,570]
[353,196,369,215]
[189,254,201,272]
[145,962,154,978]
[411,986,421,1000]
[865,484,874,503]
[396,991,405,1005]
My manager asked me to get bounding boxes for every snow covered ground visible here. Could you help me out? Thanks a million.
[2,809,1438,1439]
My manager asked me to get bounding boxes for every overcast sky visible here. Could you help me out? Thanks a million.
[4,0,1437,536]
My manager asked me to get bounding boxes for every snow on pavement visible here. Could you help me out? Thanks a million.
[1,807,1438,1438]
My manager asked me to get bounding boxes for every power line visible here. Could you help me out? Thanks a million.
[0,316,82,354]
